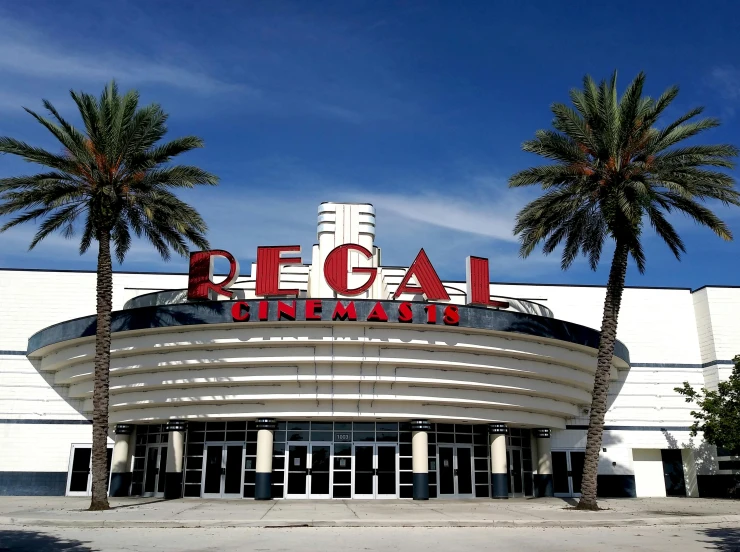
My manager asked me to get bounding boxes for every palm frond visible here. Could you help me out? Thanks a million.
[510,70,738,274]
[0,79,217,263]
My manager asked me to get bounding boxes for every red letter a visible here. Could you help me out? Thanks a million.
[393,249,450,300]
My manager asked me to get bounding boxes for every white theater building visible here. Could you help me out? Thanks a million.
[0,202,738,500]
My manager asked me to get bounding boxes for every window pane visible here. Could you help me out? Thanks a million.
[353,422,375,431]
[311,422,333,431]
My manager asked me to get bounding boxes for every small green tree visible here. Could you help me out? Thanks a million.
[676,355,740,453]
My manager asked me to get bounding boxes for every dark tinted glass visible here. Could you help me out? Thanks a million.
[353,422,375,431]
[334,444,352,456]
[287,430,309,441]
[552,450,570,494]
[224,445,243,494]
[334,471,351,484]
[570,451,585,494]
[72,448,92,471]
[438,447,454,495]
[333,485,351,498]
[311,422,333,431]
[457,448,473,494]
[310,431,333,442]
[376,422,398,431]
[144,448,158,493]
[203,446,223,494]
[157,448,168,493]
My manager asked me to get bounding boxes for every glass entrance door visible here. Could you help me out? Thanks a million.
[509,448,524,497]
[309,443,332,498]
[353,444,398,498]
[286,443,333,498]
[201,442,244,498]
[437,445,474,498]
[553,450,585,497]
[143,445,167,497]
[65,445,113,496]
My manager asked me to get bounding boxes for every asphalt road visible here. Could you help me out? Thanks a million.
[0,524,738,552]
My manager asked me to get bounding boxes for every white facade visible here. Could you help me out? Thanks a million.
[0,201,738,499]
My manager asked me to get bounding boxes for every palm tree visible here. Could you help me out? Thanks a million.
[0,82,217,510]
[509,71,740,510]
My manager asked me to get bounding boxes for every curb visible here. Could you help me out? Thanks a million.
[2,514,739,529]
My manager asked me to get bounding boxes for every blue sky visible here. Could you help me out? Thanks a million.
[1,0,739,288]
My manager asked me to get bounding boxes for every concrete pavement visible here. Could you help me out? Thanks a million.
[1,497,739,529]
[2,525,740,552]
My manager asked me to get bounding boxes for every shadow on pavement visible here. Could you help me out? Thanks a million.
[700,527,740,551]
[110,498,168,510]
[0,530,95,551]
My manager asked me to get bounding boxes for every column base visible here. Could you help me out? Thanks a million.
[163,472,183,500]
[533,474,554,497]
[491,473,508,498]
[412,473,429,500]
[255,472,272,500]
[109,472,132,497]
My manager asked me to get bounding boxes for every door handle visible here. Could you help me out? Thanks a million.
[221,468,225,475]
[306,469,312,476]
[373,469,378,476]
[454,469,458,476]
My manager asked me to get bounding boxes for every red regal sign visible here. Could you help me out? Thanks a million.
[187,244,508,309]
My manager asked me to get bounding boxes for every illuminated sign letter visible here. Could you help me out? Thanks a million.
[323,244,377,296]
[277,300,297,321]
[231,301,250,321]
[305,300,322,320]
[398,302,413,323]
[366,302,389,322]
[465,256,509,309]
[393,249,450,301]
[255,246,302,296]
[332,301,357,321]
[187,250,240,301]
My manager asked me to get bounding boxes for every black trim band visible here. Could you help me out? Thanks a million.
[0,419,91,425]
[164,420,188,432]
[256,418,277,430]
[533,428,550,439]
[565,425,693,431]
[491,473,508,498]
[631,360,734,368]
[488,423,508,435]
[0,350,26,356]
[164,472,183,500]
[412,473,429,500]
[533,474,554,497]
[255,472,271,500]
[411,420,431,431]
[115,424,134,435]
[109,472,132,497]
[27,298,631,364]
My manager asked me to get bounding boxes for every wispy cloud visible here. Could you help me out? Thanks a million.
[709,66,740,101]
[0,15,248,98]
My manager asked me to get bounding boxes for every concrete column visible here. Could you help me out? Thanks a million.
[534,428,553,497]
[109,424,134,497]
[164,420,187,500]
[489,423,508,498]
[255,419,277,500]
[411,420,431,500]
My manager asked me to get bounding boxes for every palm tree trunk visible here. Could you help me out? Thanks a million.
[576,241,629,511]
[89,231,113,511]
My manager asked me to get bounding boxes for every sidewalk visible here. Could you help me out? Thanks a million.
[1,497,739,528]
